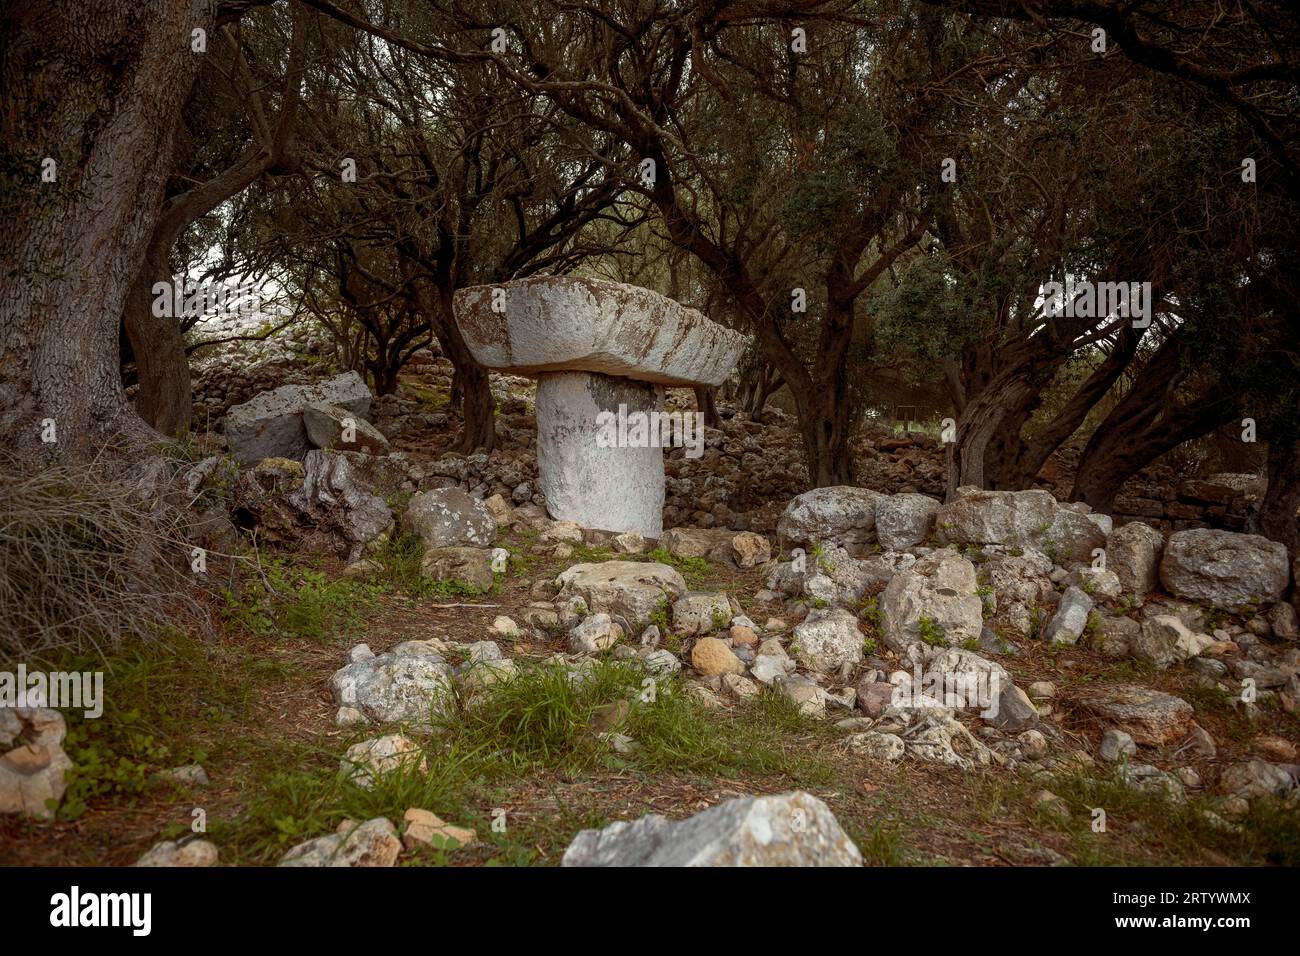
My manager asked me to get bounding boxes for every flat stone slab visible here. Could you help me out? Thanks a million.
[453,277,749,387]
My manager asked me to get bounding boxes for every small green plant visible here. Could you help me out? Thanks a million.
[917,615,949,648]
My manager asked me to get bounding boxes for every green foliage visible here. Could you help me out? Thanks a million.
[917,615,949,648]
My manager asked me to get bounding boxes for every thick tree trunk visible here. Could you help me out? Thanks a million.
[456,361,496,453]
[945,370,1038,499]
[694,385,721,430]
[792,386,855,486]
[998,327,1145,488]
[0,1,211,457]
[1071,369,1238,513]
[432,290,495,452]
[1259,435,1300,552]
[123,248,193,438]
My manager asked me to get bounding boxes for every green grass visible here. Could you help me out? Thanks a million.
[216,659,837,863]
[979,766,1300,866]
[643,546,711,584]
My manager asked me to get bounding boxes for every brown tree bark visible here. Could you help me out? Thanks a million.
[1259,435,1300,552]
[124,11,304,436]
[1070,340,1239,512]
[0,0,221,457]
[694,385,721,430]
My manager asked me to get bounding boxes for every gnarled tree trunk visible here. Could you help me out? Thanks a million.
[0,0,217,458]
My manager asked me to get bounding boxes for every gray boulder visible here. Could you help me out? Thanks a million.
[303,403,390,455]
[561,791,862,866]
[880,549,983,652]
[875,493,940,551]
[777,486,885,556]
[1044,586,1093,645]
[330,644,453,726]
[934,488,1105,566]
[405,487,497,551]
[1159,528,1289,613]
[555,561,687,632]
[791,608,865,673]
[225,371,373,464]
[1107,522,1164,603]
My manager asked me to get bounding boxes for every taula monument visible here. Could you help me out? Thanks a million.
[453,277,751,537]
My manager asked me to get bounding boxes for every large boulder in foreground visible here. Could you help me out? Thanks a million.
[561,791,862,866]
[934,488,1105,566]
[555,561,687,632]
[1158,528,1289,613]
[880,549,983,652]
[777,486,885,556]
[225,371,373,464]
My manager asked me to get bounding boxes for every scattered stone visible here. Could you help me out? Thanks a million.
[1107,522,1164,603]
[1044,586,1092,645]
[691,636,746,676]
[405,487,497,550]
[330,645,453,726]
[341,734,427,790]
[1065,567,1122,601]
[672,592,732,636]
[303,402,390,455]
[935,489,1105,565]
[421,546,495,592]
[133,839,219,868]
[731,531,771,568]
[987,683,1039,732]
[1269,602,1299,640]
[568,613,625,654]
[225,370,372,464]
[790,608,864,673]
[1018,729,1049,760]
[402,808,477,850]
[1132,615,1212,669]
[879,548,983,652]
[1117,763,1184,800]
[843,731,905,761]
[721,673,761,700]
[1077,684,1194,745]
[555,561,687,631]
[874,493,941,551]
[561,790,862,866]
[751,654,795,685]
[774,674,826,717]
[491,616,520,639]
[279,817,401,867]
[777,486,885,556]
[729,624,758,646]
[1219,760,1295,800]
[0,707,72,821]
[1099,729,1137,762]
[612,531,647,554]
